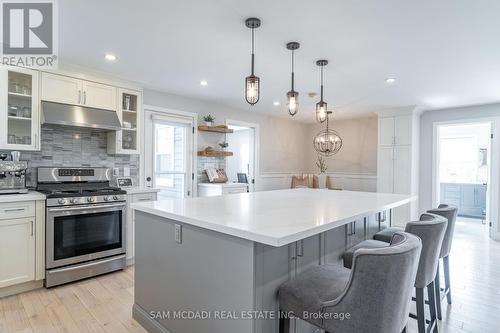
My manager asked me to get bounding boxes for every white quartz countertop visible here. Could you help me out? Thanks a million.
[124,187,160,194]
[133,188,416,247]
[0,191,46,203]
[198,182,248,188]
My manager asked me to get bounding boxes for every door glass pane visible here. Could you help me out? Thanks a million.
[154,122,187,198]
[7,71,32,145]
[53,211,122,260]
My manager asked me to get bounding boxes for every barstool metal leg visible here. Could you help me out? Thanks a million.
[279,315,290,333]
[427,281,438,333]
[415,288,426,333]
[443,255,452,304]
[434,264,443,320]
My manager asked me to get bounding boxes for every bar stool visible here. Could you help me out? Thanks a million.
[343,213,448,333]
[278,232,421,333]
[427,204,458,320]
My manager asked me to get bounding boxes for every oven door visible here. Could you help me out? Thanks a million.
[46,202,126,269]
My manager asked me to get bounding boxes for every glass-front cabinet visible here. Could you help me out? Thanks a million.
[108,88,142,154]
[0,66,40,151]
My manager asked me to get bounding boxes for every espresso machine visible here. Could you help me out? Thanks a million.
[0,152,28,194]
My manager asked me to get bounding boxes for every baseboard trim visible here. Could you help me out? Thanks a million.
[133,303,171,333]
[0,280,44,298]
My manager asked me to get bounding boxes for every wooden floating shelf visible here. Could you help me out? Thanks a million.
[197,150,233,157]
[198,125,234,133]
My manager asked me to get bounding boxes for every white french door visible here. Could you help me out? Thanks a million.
[144,111,194,199]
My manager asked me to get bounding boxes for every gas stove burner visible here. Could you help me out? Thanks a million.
[36,167,128,207]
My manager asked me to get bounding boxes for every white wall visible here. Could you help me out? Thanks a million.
[419,103,500,212]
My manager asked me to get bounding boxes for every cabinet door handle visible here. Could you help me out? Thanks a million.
[78,90,81,104]
[83,91,87,104]
[297,240,304,257]
[30,220,34,236]
[4,208,25,212]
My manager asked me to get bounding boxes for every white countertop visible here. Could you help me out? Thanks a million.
[0,190,46,203]
[198,182,248,188]
[133,188,415,247]
[124,187,160,194]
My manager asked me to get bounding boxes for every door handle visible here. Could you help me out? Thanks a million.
[297,240,304,257]
[78,90,81,104]
[30,220,34,236]
[83,91,87,104]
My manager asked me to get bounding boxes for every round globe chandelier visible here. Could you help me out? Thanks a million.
[313,111,343,156]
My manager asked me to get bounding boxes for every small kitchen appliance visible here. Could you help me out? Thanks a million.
[0,161,28,194]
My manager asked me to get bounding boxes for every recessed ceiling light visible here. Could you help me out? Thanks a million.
[105,54,116,61]
[273,101,280,106]
[200,80,208,86]
[385,77,396,84]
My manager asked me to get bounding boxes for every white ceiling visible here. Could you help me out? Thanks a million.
[59,0,500,122]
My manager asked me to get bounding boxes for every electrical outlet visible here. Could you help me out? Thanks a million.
[113,168,120,177]
[175,224,182,244]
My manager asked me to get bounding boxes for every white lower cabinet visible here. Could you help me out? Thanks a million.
[126,191,158,264]
[0,217,35,289]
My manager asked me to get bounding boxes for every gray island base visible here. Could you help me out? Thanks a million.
[131,189,414,333]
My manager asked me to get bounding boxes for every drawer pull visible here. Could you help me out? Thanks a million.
[137,198,151,201]
[4,208,26,212]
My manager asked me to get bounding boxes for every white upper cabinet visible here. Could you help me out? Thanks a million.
[41,73,117,111]
[41,72,81,105]
[378,117,395,146]
[378,115,412,146]
[108,88,142,155]
[82,81,117,111]
[0,66,40,151]
[394,115,412,145]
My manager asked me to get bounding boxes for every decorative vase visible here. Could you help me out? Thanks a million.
[205,121,213,127]
[318,173,327,189]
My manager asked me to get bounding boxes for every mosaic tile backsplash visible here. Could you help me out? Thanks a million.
[19,125,140,187]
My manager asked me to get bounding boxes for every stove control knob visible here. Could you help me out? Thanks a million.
[58,199,67,205]
[70,198,78,204]
[87,197,95,203]
[113,195,119,200]
[104,196,111,201]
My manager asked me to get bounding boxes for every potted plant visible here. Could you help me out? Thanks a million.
[219,142,229,151]
[203,114,216,127]
[316,156,328,189]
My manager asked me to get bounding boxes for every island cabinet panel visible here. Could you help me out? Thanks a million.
[133,212,255,333]
[133,210,381,333]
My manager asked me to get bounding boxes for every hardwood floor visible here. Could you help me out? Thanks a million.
[0,218,499,333]
[0,266,146,333]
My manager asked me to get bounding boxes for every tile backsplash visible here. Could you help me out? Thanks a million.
[197,156,226,183]
[19,124,139,187]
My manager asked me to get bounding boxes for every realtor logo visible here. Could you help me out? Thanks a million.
[1,0,57,67]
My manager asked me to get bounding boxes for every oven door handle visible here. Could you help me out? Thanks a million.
[47,203,126,212]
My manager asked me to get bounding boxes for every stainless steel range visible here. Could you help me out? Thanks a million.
[37,167,127,287]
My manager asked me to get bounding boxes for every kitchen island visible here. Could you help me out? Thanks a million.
[132,188,415,333]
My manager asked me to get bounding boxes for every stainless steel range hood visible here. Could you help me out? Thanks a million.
[41,101,122,131]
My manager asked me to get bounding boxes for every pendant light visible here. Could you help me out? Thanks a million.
[313,111,343,156]
[286,42,300,116]
[245,17,261,105]
[315,60,328,123]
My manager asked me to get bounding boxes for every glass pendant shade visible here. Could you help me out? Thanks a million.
[313,128,343,156]
[245,74,260,105]
[316,101,327,123]
[287,90,299,116]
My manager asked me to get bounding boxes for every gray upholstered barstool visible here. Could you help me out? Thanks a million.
[343,213,448,333]
[427,204,458,320]
[278,232,422,333]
